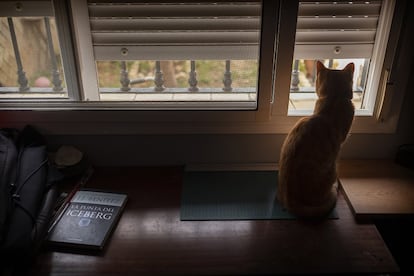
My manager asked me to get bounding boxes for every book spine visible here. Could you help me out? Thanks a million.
[47,167,94,234]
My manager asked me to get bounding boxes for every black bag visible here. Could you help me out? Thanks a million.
[0,128,18,245]
[0,126,60,270]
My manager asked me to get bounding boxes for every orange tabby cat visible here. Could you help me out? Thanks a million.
[277,61,355,218]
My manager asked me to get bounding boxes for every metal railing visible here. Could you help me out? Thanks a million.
[115,59,240,94]
[3,17,366,98]
[1,17,64,93]
[290,59,367,93]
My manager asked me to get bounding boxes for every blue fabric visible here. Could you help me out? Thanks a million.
[180,171,338,220]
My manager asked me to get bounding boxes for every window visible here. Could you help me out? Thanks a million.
[288,0,395,116]
[0,0,78,102]
[0,0,408,135]
[72,0,265,109]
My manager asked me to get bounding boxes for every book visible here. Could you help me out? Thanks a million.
[48,167,95,233]
[47,189,127,251]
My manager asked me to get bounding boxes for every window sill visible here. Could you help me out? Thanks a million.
[0,107,400,135]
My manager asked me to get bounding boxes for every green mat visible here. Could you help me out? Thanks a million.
[180,171,338,220]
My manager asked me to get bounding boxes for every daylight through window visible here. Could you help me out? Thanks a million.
[0,0,403,134]
[0,2,68,99]
[85,0,262,108]
[289,0,394,115]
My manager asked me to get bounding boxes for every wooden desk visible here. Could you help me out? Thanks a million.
[31,166,398,275]
[338,159,414,221]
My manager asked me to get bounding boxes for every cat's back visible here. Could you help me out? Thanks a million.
[280,113,339,167]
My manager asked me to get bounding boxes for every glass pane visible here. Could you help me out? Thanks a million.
[288,59,369,112]
[96,60,258,104]
[90,0,262,107]
[0,16,67,98]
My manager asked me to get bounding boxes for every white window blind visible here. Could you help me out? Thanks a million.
[87,0,262,60]
[294,0,383,59]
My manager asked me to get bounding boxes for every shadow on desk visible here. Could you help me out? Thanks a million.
[28,166,398,276]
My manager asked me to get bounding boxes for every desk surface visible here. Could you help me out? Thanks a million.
[32,165,398,275]
[338,159,414,221]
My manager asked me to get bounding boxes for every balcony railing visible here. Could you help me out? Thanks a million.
[1,16,366,107]
[290,59,368,94]
[1,16,255,98]
[0,17,64,94]
[105,60,252,95]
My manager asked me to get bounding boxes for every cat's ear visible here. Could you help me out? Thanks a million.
[343,63,355,74]
[316,61,326,72]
